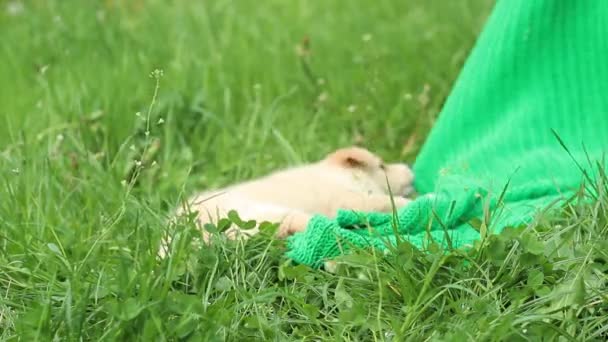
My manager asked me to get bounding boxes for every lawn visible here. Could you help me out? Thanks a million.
[2,0,607,340]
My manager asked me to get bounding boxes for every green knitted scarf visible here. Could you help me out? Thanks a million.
[286,0,608,269]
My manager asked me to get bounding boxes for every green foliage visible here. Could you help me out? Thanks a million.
[4,0,607,341]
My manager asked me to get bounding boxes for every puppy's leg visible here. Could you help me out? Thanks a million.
[334,193,411,213]
[276,211,313,238]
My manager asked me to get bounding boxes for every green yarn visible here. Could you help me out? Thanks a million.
[286,0,608,268]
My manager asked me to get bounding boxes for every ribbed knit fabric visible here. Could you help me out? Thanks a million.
[286,0,608,268]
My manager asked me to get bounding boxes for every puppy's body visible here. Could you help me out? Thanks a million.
[178,147,414,241]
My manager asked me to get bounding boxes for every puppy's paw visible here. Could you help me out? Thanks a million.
[391,196,411,208]
[277,212,312,238]
[323,260,338,273]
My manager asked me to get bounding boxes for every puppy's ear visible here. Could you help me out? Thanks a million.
[325,147,378,168]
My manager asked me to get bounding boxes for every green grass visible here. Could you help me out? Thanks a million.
[2,0,607,340]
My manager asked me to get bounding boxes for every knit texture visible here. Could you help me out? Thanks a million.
[286,0,608,268]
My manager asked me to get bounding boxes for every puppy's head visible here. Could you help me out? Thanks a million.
[323,146,414,196]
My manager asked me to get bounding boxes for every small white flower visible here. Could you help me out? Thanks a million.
[56,134,64,142]
[157,118,164,125]
[384,331,395,339]
[11,168,19,174]
[347,105,357,113]
[151,161,157,167]
[144,131,150,137]
[134,160,142,167]
[317,92,328,102]
[149,69,164,78]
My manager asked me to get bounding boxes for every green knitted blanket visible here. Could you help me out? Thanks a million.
[286,0,608,269]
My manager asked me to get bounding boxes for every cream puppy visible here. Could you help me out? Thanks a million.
[173,147,414,244]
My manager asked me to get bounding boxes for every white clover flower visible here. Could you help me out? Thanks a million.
[149,69,164,78]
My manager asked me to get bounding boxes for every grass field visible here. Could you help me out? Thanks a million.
[2,0,608,340]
